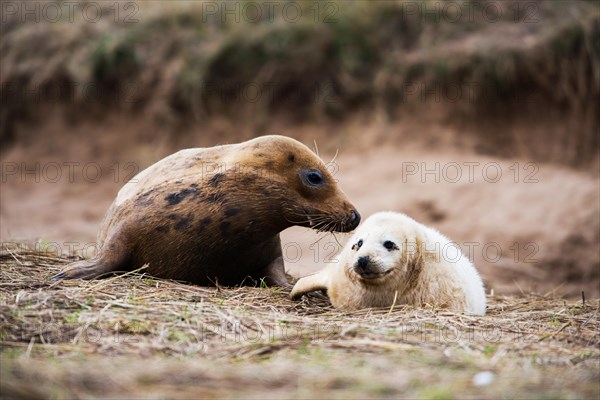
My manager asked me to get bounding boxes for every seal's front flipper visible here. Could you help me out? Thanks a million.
[261,256,293,289]
[290,270,329,300]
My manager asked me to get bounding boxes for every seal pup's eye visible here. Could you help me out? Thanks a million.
[352,239,363,251]
[301,169,325,187]
[383,241,398,251]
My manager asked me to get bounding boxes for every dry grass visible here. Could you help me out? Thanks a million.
[1,246,599,399]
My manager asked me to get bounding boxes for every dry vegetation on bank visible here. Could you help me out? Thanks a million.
[2,0,599,165]
[1,247,598,399]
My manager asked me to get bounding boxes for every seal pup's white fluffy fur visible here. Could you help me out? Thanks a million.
[291,212,486,315]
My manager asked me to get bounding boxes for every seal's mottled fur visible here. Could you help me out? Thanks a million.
[54,136,360,286]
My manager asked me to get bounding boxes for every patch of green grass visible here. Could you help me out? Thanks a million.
[165,329,195,343]
[549,314,561,326]
[120,319,153,334]
[0,348,23,358]
[36,239,55,253]
[419,386,455,400]
[64,310,82,324]
[483,345,497,357]
[91,32,138,84]
[144,278,157,286]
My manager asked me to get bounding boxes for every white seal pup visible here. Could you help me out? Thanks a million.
[291,211,486,315]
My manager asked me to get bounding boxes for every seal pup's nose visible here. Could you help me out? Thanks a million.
[356,255,370,270]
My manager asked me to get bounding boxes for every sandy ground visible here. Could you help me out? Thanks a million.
[1,117,598,297]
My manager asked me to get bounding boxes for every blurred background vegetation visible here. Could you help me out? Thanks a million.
[2,0,599,165]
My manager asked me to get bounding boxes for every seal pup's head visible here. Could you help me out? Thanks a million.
[343,212,425,286]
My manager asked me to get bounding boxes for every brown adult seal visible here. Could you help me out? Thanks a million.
[53,135,360,287]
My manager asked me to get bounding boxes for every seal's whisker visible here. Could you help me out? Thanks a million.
[322,220,335,233]
[335,222,342,232]
[283,215,312,225]
[327,220,334,230]
[312,220,328,232]
[331,233,343,247]
[283,208,334,228]
[319,221,329,232]
[311,232,335,245]
[301,213,330,219]
[282,207,318,224]
[284,213,330,228]
[330,148,339,165]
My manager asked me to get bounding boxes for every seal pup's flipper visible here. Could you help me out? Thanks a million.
[290,270,329,300]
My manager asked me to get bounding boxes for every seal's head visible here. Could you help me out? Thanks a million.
[236,135,360,232]
[343,212,423,284]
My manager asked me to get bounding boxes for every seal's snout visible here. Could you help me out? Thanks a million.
[350,210,360,226]
[343,210,361,231]
[354,255,377,278]
[353,255,388,279]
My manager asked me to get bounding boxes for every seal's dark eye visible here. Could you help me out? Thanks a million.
[383,241,398,251]
[352,239,363,251]
[301,169,325,187]
[308,172,322,184]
